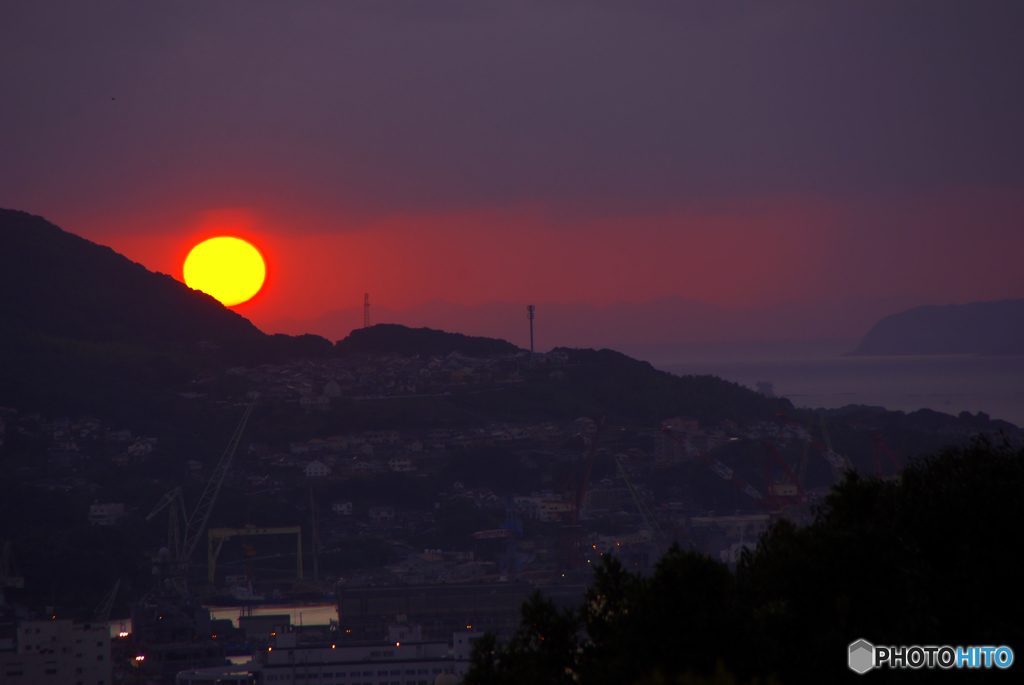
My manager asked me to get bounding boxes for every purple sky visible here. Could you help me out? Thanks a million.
[2,1,1022,339]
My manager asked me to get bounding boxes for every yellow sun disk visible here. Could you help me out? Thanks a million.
[183,237,266,306]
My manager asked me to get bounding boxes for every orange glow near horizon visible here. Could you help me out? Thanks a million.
[74,186,1024,330]
[183,236,266,306]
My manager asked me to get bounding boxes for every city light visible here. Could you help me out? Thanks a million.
[135,656,145,662]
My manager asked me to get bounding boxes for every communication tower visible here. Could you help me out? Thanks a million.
[364,293,371,328]
[527,304,535,353]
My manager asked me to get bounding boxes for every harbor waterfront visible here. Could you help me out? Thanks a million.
[624,341,1024,427]
[207,604,339,630]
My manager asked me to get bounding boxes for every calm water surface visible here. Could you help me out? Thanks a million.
[620,341,1024,427]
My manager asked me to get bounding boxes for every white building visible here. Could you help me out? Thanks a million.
[305,460,332,478]
[0,619,111,685]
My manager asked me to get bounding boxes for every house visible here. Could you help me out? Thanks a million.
[332,501,353,515]
[323,379,343,397]
[89,502,125,525]
[128,440,153,456]
[365,430,400,445]
[387,458,416,472]
[369,505,396,522]
[304,460,331,478]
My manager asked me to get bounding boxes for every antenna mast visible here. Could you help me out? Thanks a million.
[364,293,371,328]
[527,304,535,353]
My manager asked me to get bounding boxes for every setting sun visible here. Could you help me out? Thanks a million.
[183,236,266,306]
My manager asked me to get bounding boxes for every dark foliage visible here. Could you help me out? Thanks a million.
[464,591,582,685]
[467,440,1024,684]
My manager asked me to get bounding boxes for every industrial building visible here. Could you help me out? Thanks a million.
[0,619,111,685]
[175,625,481,685]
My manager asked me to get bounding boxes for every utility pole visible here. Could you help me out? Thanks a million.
[527,304,535,353]
[364,293,371,328]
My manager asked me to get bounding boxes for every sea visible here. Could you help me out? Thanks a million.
[616,340,1024,428]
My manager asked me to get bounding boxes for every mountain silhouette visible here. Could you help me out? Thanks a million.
[337,323,521,357]
[0,209,339,360]
[1,209,265,346]
[852,300,1024,355]
[0,209,337,416]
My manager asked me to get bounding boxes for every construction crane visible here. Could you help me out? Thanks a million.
[472,496,523,578]
[776,412,850,479]
[614,456,673,552]
[206,525,302,585]
[759,442,809,508]
[557,417,604,571]
[661,428,764,502]
[662,428,811,515]
[181,394,259,573]
[146,487,187,566]
[94,579,120,623]
[870,434,903,478]
[144,393,258,591]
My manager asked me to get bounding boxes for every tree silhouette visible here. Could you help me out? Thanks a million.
[467,439,1024,684]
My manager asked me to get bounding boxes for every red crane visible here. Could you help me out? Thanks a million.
[870,434,903,477]
[661,428,764,501]
[775,412,850,472]
[760,441,809,508]
[661,428,808,513]
[557,417,604,571]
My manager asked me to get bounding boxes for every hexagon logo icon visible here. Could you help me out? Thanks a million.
[849,639,875,674]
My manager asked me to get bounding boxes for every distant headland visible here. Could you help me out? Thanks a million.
[851,299,1024,355]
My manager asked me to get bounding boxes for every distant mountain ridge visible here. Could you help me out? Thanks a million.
[852,300,1024,355]
[337,324,522,357]
[258,295,925,349]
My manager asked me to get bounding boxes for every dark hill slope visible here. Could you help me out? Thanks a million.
[0,209,333,418]
[0,209,263,346]
[553,347,791,425]
[442,347,792,426]
[336,323,521,357]
[852,300,1024,355]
